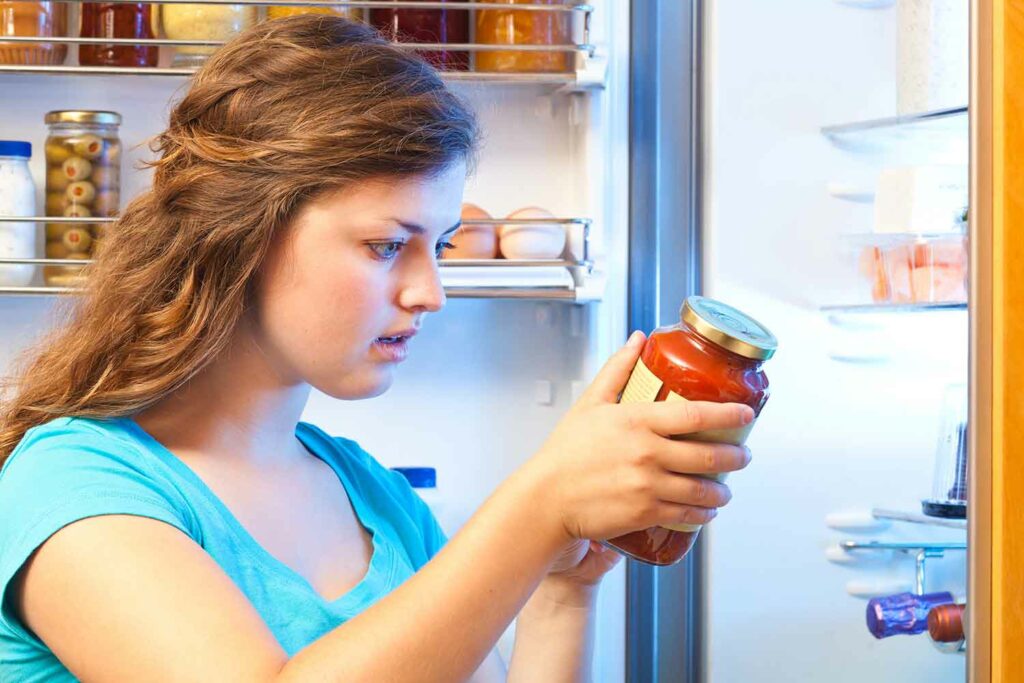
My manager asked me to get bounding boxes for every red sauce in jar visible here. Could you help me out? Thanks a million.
[79,2,157,68]
[607,296,777,566]
[369,0,469,71]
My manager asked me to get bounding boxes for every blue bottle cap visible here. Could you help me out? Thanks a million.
[391,467,436,489]
[0,141,31,159]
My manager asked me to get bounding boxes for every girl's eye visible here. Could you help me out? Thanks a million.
[435,241,455,258]
[368,241,406,261]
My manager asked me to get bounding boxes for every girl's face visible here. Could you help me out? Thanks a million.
[252,162,466,399]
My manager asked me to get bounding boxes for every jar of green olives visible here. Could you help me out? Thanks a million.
[43,110,121,287]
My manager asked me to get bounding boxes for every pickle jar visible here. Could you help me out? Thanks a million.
[43,111,122,288]
[609,296,778,566]
[161,3,257,68]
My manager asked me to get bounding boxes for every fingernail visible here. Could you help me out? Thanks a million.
[628,330,644,347]
[742,407,755,424]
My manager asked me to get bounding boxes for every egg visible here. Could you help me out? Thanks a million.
[498,206,566,260]
[445,203,498,260]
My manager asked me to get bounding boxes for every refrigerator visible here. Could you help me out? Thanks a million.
[0,1,982,682]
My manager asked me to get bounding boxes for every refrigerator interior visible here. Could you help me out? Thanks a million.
[701,1,969,681]
[0,1,631,679]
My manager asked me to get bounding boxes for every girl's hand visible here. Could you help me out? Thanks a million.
[547,540,621,589]
[523,331,754,548]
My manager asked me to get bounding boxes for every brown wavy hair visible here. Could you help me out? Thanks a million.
[0,16,479,462]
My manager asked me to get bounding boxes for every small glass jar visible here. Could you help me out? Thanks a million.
[369,0,469,71]
[267,3,362,21]
[0,1,68,65]
[476,0,573,73]
[609,296,778,566]
[79,2,159,68]
[43,111,122,287]
[0,141,37,288]
[161,3,256,68]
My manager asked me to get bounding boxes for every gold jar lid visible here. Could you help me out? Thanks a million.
[680,296,778,361]
[44,111,122,126]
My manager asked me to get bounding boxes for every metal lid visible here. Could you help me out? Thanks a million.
[44,111,122,126]
[680,296,778,361]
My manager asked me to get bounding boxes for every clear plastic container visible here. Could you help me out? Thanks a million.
[43,111,122,287]
[161,3,257,67]
[922,383,968,519]
[852,233,968,305]
[0,1,68,65]
[0,140,37,287]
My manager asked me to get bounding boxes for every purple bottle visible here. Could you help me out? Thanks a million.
[866,592,955,639]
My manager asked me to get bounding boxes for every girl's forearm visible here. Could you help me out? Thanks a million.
[507,578,597,683]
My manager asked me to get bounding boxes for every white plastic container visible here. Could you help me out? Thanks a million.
[896,0,969,114]
[0,141,37,287]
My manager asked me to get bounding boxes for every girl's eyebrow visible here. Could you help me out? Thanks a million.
[391,220,462,236]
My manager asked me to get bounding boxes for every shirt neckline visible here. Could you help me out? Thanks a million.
[114,417,396,611]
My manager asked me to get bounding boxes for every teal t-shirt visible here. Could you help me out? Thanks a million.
[0,416,446,682]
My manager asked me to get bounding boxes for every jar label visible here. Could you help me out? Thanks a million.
[620,356,663,403]
[619,357,757,533]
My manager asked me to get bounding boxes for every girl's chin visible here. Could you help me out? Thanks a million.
[320,368,395,401]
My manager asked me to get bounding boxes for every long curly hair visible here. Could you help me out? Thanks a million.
[0,16,479,461]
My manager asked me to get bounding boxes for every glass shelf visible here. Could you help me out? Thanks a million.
[822,302,967,315]
[821,106,968,153]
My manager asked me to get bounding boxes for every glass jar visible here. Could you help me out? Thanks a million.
[369,0,468,71]
[609,296,778,566]
[267,3,362,20]
[79,2,158,68]
[161,3,256,67]
[476,0,573,73]
[0,1,68,65]
[43,111,122,288]
[0,141,37,288]
[922,383,968,519]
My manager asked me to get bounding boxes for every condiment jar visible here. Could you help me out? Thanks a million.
[369,0,469,71]
[43,111,122,287]
[0,140,37,288]
[161,3,256,67]
[79,2,159,68]
[608,296,778,566]
[476,0,574,73]
[0,1,68,65]
[267,3,362,20]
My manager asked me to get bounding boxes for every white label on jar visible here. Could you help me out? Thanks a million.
[620,357,662,403]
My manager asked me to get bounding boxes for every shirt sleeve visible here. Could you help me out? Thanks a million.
[331,435,448,567]
[0,423,195,646]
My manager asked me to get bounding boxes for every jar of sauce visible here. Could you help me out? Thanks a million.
[0,1,68,65]
[369,0,468,71]
[79,2,158,68]
[608,296,777,566]
[476,0,573,73]
[267,4,361,21]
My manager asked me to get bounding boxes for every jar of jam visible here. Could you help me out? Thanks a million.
[43,111,122,287]
[608,296,778,566]
[476,0,574,73]
[369,0,469,71]
[267,4,362,21]
[79,2,158,68]
[0,1,68,65]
